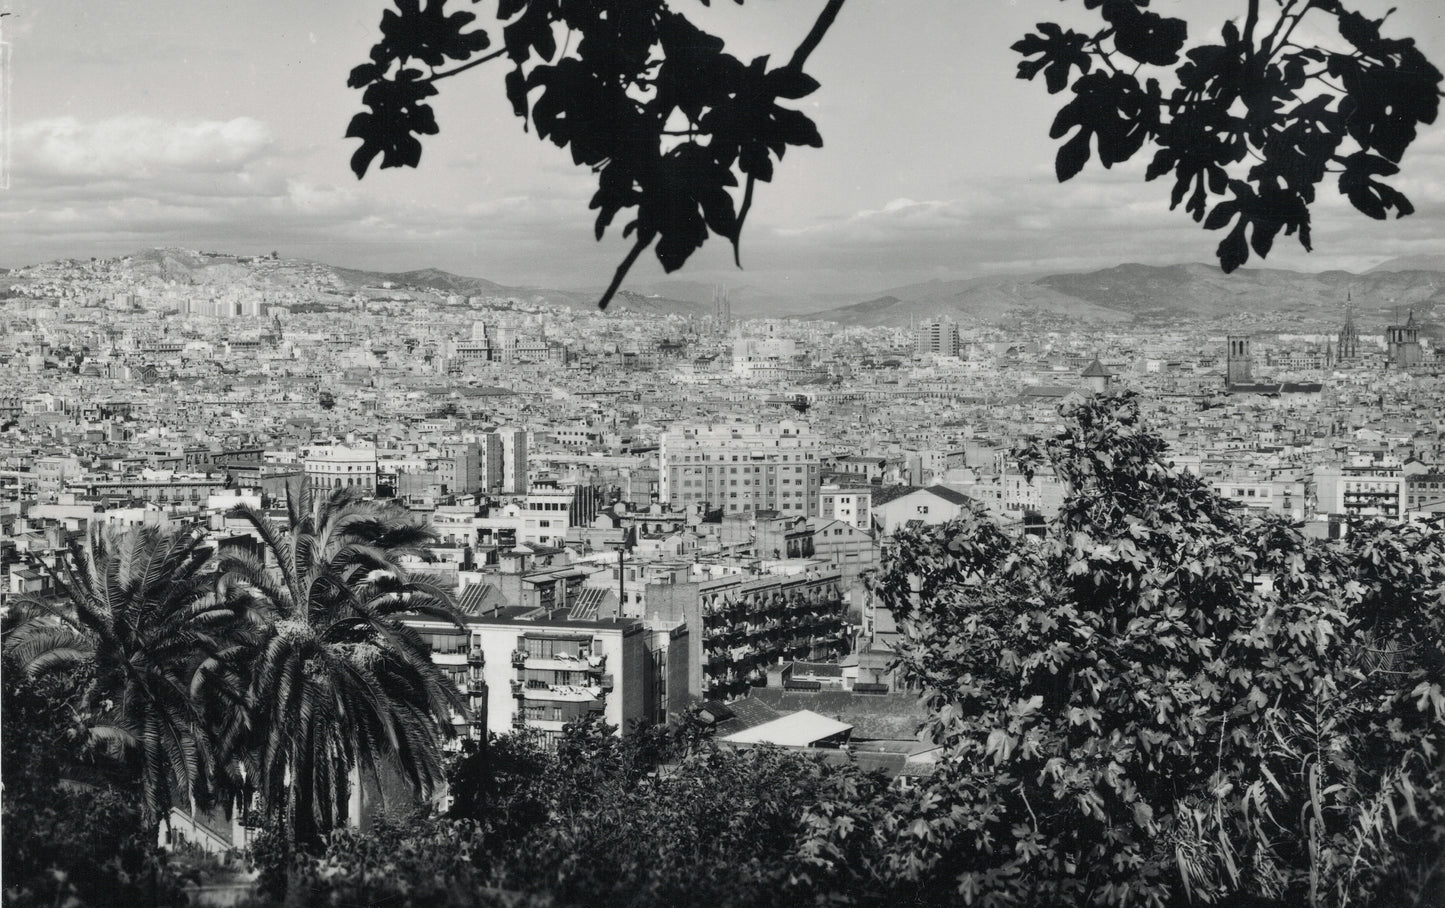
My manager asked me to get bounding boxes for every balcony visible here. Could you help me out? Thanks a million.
[599,674,614,692]
[511,650,527,667]
[510,680,524,696]
[468,647,485,665]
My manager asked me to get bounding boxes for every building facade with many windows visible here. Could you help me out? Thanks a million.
[660,421,822,517]
[649,569,850,707]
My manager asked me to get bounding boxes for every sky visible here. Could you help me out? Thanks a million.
[1,0,1442,296]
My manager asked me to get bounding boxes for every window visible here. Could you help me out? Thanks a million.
[523,637,584,659]
[917,505,930,514]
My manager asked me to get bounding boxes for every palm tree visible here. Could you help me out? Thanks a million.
[3,522,253,829]
[219,487,465,845]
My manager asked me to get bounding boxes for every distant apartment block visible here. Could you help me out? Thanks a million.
[1315,462,1405,520]
[914,320,960,358]
[304,444,378,494]
[419,608,649,747]
[818,484,872,530]
[660,421,822,517]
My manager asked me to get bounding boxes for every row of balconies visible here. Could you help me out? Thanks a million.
[702,614,845,648]
[701,586,842,618]
[509,675,614,697]
[511,649,607,671]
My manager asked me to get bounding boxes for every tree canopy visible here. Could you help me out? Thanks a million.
[347,0,1441,306]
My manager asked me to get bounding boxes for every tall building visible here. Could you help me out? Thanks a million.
[1336,299,1360,361]
[1225,335,1253,388]
[478,433,504,492]
[446,441,484,494]
[1386,310,1422,369]
[497,428,528,493]
[660,421,823,517]
[712,286,732,326]
[914,319,960,358]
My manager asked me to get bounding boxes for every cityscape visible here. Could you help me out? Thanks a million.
[4,0,1445,905]
[4,244,1442,727]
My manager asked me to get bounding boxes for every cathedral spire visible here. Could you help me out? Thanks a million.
[1337,291,1359,361]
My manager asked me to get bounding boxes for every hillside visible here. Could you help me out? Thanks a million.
[10,247,1441,330]
[804,262,1444,329]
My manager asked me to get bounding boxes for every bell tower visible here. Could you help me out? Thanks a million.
[1226,335,1253,389]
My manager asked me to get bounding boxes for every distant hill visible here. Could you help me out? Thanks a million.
[1368,254,1445,273]
[331,265,508,296]
[12,247,1441,329]
[805,262,1444,329]
[33,248,707,318]
[802,275,1132,326]
[329,263,707,316]
[623,279,851,317]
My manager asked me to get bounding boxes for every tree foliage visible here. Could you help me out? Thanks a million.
[348,0,843,308]
[2,492,472,900]
[1,657,193,907]
[258,716,896,908]
[4,523,252,827]
[219,488,467,847]
[1014,0,1443,272]
[833,391,1445,906]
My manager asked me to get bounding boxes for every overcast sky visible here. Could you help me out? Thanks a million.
[1,0,1442,294]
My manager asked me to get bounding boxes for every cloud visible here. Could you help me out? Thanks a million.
[4,106,1440,294]
[757,142,1445,284]
[15,116,276,182]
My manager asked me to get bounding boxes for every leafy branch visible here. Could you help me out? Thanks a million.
[348,0,844,309]
[1013,0,1442,274]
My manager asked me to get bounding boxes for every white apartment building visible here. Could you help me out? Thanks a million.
[818,484,872,530]
[399,611,648,747]
[522,486,575,547]
[660,421,822,517]
[1315,463,1406,521]
[304,444,378,494]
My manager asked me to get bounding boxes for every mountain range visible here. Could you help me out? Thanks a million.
[13,248,1442,331]
[801,261,1443,330]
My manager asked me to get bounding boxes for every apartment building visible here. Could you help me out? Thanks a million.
[304,444,378,494]
[660,421,822,517]
[1315,462,1406,520]
[649,569,850,707]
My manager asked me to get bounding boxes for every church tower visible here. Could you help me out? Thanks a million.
[1386,309,1422,368]
[1336,294,1360,361]
[1226,335,1253,389]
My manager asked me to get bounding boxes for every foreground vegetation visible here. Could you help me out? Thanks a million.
[4,392,1442,907]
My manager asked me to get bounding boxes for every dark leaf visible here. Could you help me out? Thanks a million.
[1338,151,1415,220]
[1056,129,1092,182]
[1012,23,1093,94]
